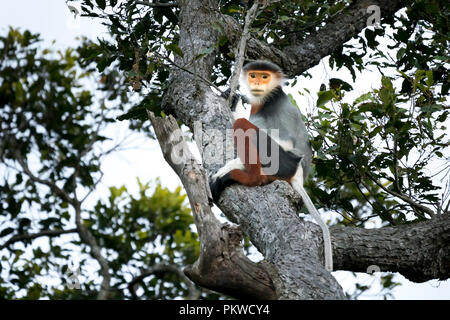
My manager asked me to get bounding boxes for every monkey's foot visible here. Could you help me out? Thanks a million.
[209,172,233,203]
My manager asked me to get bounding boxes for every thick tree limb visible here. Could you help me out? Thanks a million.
[72,201,112,300]
[219,181,346,299]
[280,0,407,76]
[225,180,450,284]
[13,149,76,206]
[331,213,450,282]
[270,188,450,282]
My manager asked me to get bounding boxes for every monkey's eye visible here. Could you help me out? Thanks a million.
[262,75,269,79]
[250,74,256,78]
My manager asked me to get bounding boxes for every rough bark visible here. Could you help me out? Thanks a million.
[148,112,277,299]
[219,181,345,299]
[331,213,450,282]
[148,0,449,300]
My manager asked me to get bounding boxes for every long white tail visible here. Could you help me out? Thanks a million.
[291,179,333,272]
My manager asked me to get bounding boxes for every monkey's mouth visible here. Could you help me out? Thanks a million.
[251,89,264,94]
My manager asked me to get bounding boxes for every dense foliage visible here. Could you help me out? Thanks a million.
[0,28,218,299]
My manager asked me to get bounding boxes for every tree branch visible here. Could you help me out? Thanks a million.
[9,123,112,299]
[227,1,260,107]
[0,228,77,250]
[253,188,450,282]
[128,263,200,300]
[74,201,112,300]
[13,149,76,206]
[150,51,224,93]
[243,0,408,77]
[219,181,346,299]
[330,213,450,282]
[364,170,435,217]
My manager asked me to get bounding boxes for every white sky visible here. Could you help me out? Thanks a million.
[0,0,448,300]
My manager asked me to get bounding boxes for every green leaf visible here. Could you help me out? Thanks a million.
[365,29,378,48]
[97,56,114,72]
[13,81,24,103]
[329,2,345,15]
[340,199,354,212]
[165,43,183,57]
[96,0,106,10]
[369,126,383,138]
[218,35,228,47]
[317,90,334,108]
[117,105,152,121]
[329,78,353,92]
[396,47,406,60]
[353,92,372,105]
[0,227,15,238]
[109,185,127,200]
[425,70,434,86]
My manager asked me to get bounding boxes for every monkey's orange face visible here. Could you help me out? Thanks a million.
[247,71,273,96]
